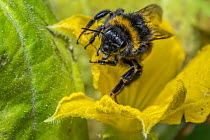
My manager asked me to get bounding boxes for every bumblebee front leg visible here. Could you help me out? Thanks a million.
[110,60,142,102]
[83,26,105,49]
[89,60,117,66]
[77,10,112,44]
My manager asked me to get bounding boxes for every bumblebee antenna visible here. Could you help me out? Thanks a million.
[81,28,106,35]
[77,27,108,47]
[77,28,103,45]
[77,30,86,44]
[77,28,99,45]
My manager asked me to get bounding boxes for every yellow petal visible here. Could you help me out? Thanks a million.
[142,80,186,135]
[48,15,100,54]
[155,45,210,124]
[45,92,144,132]
[48,15,91,44]
[46,83,186,137]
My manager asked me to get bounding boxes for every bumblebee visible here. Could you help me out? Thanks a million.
[77,4,172,101]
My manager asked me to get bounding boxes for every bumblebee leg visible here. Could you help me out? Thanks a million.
[84,26,105,49]
[110,60,142,102]
[89,60,117,66]
[77,10,112,44]
[83,31,95,35]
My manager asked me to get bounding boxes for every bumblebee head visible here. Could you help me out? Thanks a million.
[100,29,125,55]
[100,41,117,55]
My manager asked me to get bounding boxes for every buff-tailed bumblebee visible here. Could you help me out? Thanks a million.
[77,4,172,101]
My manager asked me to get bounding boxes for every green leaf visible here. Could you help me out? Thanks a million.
[0,0,88,139]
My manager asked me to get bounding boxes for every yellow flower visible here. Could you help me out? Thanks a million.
[46,15,210,138]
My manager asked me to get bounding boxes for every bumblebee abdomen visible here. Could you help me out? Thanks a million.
[126,14,152,43]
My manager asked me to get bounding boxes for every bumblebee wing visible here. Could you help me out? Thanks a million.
[150,28,172,41]
[135,4,163,26]
[136,4,172,40]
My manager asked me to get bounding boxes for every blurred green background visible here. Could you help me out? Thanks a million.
[48,0,210,140]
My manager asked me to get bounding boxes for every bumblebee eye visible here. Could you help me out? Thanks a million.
[102,45,110,53]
